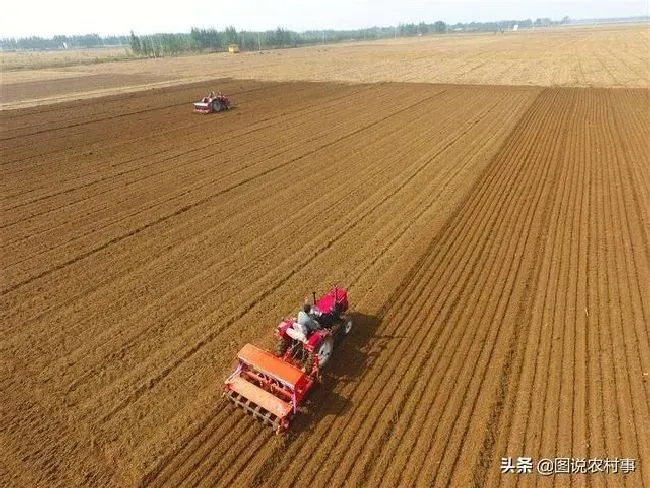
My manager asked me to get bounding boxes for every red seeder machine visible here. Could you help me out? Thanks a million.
[224,287,352,432]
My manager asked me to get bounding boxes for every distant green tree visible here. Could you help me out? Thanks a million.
[274,27,291,46]
[239,31,259,50]
[1,37,18,50]
[190,27,223,50]
[129,31,142,54]
[401,23,418,36]
[224,26,238,45]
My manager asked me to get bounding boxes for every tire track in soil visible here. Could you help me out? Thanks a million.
[600,90,649,487]
[403,89,570,488]
[356,87,548,488]
[4,81,648,488]
[1,86,456,388]
[1,82,370,205]
[146,87,536,488]
[233,90,549,488]
[334,90,560,488]
[1,88,436,296]
[229,97,532,486]
[467,87,577,488]
[598,90,641,488]
[5,82,512,486]
[1,86,411,279]
[91,91,450,423]
[95,87,491,440]
[1,83,374,235]
[3,86,470,444]
[202,96,520,488]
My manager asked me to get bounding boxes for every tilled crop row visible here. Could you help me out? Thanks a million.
[1,81,648,488]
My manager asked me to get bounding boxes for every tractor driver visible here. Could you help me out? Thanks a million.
[297,302,320,335]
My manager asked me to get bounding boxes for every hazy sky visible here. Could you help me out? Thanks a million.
[1,0,647,38]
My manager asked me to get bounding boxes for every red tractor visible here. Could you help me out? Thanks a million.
[193,91,232,113]
[224,287,352,432]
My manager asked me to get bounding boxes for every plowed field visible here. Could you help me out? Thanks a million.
[2,25,648,111]
[1,80,649,487]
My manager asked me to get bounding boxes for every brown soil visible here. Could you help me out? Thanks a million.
[2,24,648,111]
[1,80,648,487]
[1,74,174,104]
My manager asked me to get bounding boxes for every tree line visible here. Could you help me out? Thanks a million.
[448,17,570,31]
[1,22,450,53]
[1,34,130,50]
[2,16,579,54]
[129,22,453,55]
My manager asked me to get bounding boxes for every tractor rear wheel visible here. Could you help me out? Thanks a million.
[304,335,334,376]
[315,336,334,367]
[212,100,222,112]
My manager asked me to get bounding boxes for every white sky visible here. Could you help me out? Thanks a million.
[0,0,647,38]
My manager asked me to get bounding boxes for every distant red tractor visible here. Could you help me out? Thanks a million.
[193,91,232,113]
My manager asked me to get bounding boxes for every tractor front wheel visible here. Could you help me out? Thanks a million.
[303,352,314,376]
[343,319,352,335]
